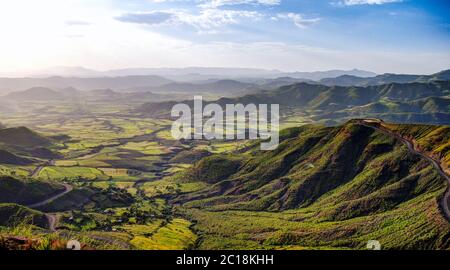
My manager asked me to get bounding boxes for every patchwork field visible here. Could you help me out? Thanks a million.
[0,97,449,250]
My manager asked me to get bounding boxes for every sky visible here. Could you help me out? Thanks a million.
[0,0,449,75]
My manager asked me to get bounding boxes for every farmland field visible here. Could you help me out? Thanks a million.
[0,99,257,250]
[0,89,449,251]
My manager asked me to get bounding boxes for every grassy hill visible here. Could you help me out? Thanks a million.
[320,69,450,87]
[382,123,450,175]
[0,126,61,163]
[0,150,34,165]
[4,87,65,101]
[147,80,255,95]
[0,175,65,205]
[0,203,47,228]
[173,122,450,249]
[138,80,450,125]
[0,127,52,148]
[345,97,450,115]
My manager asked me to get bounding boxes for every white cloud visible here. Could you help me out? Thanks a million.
[179,9,261,29]
[116,9,261,31]
[147,0,281,7]
[277,13,320,28]
[0,0,445,75]
[200,0,281,8]
[341,0,402,5]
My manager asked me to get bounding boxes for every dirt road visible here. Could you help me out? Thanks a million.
[358,120,450,221]
[27,183,73,209]
[26,183,73,231]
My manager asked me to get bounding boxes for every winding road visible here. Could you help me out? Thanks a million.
[27,183,73,209]
[26,183,73,232]
[357,120,450,221]
[29,160,55,178]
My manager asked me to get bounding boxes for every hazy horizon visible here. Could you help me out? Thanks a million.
[0,0,449,75]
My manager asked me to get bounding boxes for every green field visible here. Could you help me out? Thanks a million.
[0,96,449,250]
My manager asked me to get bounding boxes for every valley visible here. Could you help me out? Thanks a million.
[0,75,449,250]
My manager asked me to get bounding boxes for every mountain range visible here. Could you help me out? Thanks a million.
[138,80,450,125]
[0,75,172,93]
[21,66,377,81]
[320,70,450,87]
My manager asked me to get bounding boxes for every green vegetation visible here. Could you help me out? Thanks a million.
[0,203,47,228]
[0,126,52,147]
[175,123,450,249]
[0,175,65,205]
[140,80,450,125]
[383,123,450,172]
[37,166,109,181]
[128,219,197,250]
[1,82,449,250]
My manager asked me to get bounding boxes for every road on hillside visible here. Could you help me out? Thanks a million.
[26,183,73,231]
[29,159,55,178]
[27,183,73,209]
[358,120,450,221]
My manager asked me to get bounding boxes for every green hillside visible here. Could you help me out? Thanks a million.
[320,69,450,86]
[138,80,450,125]
[0,203,47,228]
[4,87,65,101]
[0,176,65,205]
[0,127,52,148]
[382,123,450,174]
[174,122,450,249]
[0,150,34,165]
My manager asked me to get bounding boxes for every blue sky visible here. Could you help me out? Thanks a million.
[0,0,448,74]
[113,0,449,50]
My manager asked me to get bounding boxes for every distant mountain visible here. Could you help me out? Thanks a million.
[106,67,282,79]
[123,91,183,102]
[58,87,85,98]
[89,88,118,96]
[0,123,5,129]
[0,75,173,91]
[142,80,450,111]
[113,67,376,81]
[320,75,369,87]
[4,87,65,101]
[417,69,450,82]
[256,77,317,89]
[87,88,122,100]
[286,69,377,81]
[139,80,450,124]
[346,97,450,115]
[23,66,377,82]
[143,79,256,95]
[124,79,258,98]
[1,86,188,104]
[321,69,450,86]
[0,127,52,148]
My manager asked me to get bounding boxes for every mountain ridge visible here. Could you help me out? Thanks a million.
[321,69,450,87]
